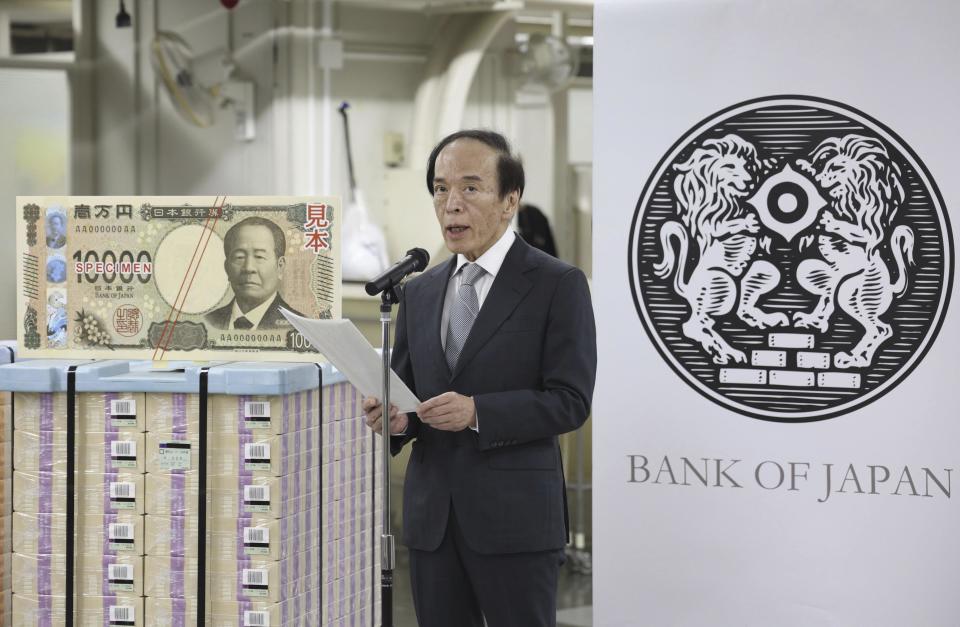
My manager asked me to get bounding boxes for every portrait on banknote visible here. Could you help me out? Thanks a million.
[204,216,305,332]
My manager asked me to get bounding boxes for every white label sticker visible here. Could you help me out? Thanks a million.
[245,401,271,419]
[107,523,135,551]
[244,610,269,626]
[109,482,136,510]
[242,568,269,596]
[243,526,270,544]
[242,568,268,585]
[109,399,137,426]
[245,443,270,460]
[244,442,271,470]
[243,526,270,555]
[243,485,271,513]
[109,522,134,540]
[110,399,136,416]
[110,440,138,468]
[111,440,136,457]
[157,440,191,470]
[109,605,135,624]
[110,482,135,498]
[108,563,134,591]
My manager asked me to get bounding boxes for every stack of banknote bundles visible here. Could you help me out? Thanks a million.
[0,358,143,627]
[77,360,378,626]
[0,357,379,625]
[0,342,15,624]
[320,375,382,626]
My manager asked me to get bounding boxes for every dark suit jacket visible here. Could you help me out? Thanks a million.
[391,236,597,555]
[204,293,303,330]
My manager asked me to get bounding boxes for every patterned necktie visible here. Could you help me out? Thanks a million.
[234,316,254,330]
[445,263,485,371]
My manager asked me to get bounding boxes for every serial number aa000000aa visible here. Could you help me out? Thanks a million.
[219,332,283,343]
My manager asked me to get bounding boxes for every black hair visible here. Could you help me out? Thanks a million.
[426,129,525,200]
[223,216,286,260]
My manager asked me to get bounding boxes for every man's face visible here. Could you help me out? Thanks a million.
[432,138,519,262]
[48,215,63,235]
[224,224,284,308]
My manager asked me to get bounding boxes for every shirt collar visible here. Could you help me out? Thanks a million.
[230,293,277,329]
[454,228,515,280]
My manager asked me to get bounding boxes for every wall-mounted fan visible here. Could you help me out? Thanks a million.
[150,30,256,141]
[506,33,580,92]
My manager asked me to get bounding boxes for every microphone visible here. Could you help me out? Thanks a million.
[364,248,430,296]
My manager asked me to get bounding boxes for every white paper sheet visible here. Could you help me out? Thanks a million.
[280,309,421,413]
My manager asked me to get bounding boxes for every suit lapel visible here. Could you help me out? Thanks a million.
[452,238,535,381]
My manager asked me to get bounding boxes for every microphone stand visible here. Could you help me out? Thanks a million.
[379,283,402,627]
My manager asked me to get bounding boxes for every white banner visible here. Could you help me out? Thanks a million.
[594,1,959,625]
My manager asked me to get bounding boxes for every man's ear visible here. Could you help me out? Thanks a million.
[504,190,520,219]
[277,256,286,276]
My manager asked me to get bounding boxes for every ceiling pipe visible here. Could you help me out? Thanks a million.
[409,10,514,164]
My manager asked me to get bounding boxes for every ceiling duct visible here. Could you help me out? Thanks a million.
[334,0,592,14]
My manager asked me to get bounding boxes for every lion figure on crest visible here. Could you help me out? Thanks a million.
[793,134,915,368]
[655,134,788,365]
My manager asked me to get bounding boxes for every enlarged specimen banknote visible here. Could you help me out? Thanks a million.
[17,196,340,361]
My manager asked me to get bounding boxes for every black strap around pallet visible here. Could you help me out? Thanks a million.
[198,367,210,627]
[66,365,78,627]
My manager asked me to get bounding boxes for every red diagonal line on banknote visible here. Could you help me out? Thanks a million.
[152,196,225,361]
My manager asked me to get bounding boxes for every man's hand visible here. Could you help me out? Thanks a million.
[417,392,476,432]
[362,397,408,436]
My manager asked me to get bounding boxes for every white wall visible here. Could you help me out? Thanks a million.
[0,69,70,340]
[329,6,434,229]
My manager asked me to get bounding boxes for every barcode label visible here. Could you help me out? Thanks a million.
[110,439,138,469]
[244,485,270,501]
[245,401,271,418]
[245,443,270,460]
[109,564,133,580]
[244,442,271,470]
[242,568,268,585]
[110,399,136,416]
[244,527,269,544]
[243,525,270,555]
[244,610,270,626]
[109,605,135,625]
[109,523,134,539]
[243,484,270,512]
[110,482,135,498]
[108,563,134,591]
[111,441,136,457]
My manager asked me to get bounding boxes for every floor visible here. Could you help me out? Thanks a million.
[390,546,593,627]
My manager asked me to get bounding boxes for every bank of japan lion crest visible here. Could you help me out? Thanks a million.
[629,96,954,422]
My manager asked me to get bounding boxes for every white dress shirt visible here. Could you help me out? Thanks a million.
[228,292,277,330]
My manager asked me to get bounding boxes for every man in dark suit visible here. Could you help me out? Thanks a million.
[205,216,303,330]
[363,130,596,627]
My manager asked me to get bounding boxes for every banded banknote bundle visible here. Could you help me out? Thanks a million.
[16,196,340,362]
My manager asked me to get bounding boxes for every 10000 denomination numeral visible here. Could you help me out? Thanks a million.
[72,250,154,284]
